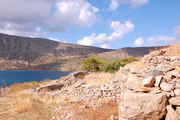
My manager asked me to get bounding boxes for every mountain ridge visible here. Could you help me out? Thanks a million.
[0,33,164,71]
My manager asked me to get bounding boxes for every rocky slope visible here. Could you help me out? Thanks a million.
[0,46,179,120]
[0,33,163,71]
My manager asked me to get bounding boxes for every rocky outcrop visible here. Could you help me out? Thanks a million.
[118,47,180,120]
[119,93,168,120]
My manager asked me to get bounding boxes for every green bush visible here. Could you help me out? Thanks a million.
[103,61,124,73]
[120,57,137,65]
[81,57,106,72]
[81,57,137,73]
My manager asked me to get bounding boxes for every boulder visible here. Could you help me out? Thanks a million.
[119,92,168,120]
[147,68,163,77]
[166,105,178,120]
[160,82,174,92]
[166,71,180,78]
[142,76,155,87]
[169,96,180,106]
[176,107,180,120]
[174,89,180,96]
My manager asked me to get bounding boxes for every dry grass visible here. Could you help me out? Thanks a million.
[124,61,146,69]
[54,100,118,120]
[0,83,54,120]
[83,72,114,85]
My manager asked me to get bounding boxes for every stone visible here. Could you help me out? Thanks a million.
[142,76,155,87]
[166,71,180,78]
[174,89,180,96]
[151,89,162,94]
[176,107,180,120]
[166,105,178,120]
[73,80,84,88]
[171,56,180,61]
[160,82,174,92]
[154,75,163,87]
[134,86,159,93]
[175,66,180,72]
[163,74,172,83]
[169,96,180,106]
[119,92,168,120]
[37,83,64,92]
[147,68,163,77]
[166,61,180,72]
[125,73,142,90]
[72,72,89,79]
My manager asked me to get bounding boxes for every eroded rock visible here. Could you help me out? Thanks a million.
[119,92,168,120]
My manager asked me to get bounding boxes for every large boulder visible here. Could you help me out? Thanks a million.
[166,105,178,120]
[169,96,180,106]
[119,92,168,120]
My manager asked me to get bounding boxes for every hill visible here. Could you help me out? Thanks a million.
[0,33,163,71]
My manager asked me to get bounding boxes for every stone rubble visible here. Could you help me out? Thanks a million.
[32,47,180,120]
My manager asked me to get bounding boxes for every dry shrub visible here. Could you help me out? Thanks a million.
[83,72,114,85]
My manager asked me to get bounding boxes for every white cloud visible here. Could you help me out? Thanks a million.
[134,35,175,46]
[101,44,111,49]
[134,37,144,46]
[0,22,46,37]
[109,0,149,11]
[0,0,99,36]
[77,21,135,47]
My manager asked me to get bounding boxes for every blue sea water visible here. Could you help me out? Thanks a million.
[0,71,71,87]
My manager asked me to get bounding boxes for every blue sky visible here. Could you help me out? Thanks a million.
[0,0,179,49]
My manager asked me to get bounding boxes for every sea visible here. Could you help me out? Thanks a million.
[0,70,71,87]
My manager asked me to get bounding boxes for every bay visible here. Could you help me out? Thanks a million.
[0,70,71,87]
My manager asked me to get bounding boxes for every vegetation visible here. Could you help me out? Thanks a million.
[103,61,124,73]
[120,57,138,65]
[81,57,106,72]
[82,57,137,73]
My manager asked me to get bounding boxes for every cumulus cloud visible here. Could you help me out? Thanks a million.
[134,37,144,46]
[0,0,98,37]
[77,21,135,48]
[134,35,175,46]
[109,0,149,11]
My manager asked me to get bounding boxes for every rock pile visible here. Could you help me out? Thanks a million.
[119,48,180,120]
[33,47,179,120]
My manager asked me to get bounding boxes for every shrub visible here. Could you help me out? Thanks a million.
[81,57,106,72]
[103,61,124,73]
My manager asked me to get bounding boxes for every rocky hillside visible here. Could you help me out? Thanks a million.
[0,46,179,120]
[0,33,111,59]
[93,46,164,62]
[0,33,163,71]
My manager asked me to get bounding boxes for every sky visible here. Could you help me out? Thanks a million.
[0,0,179,49]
